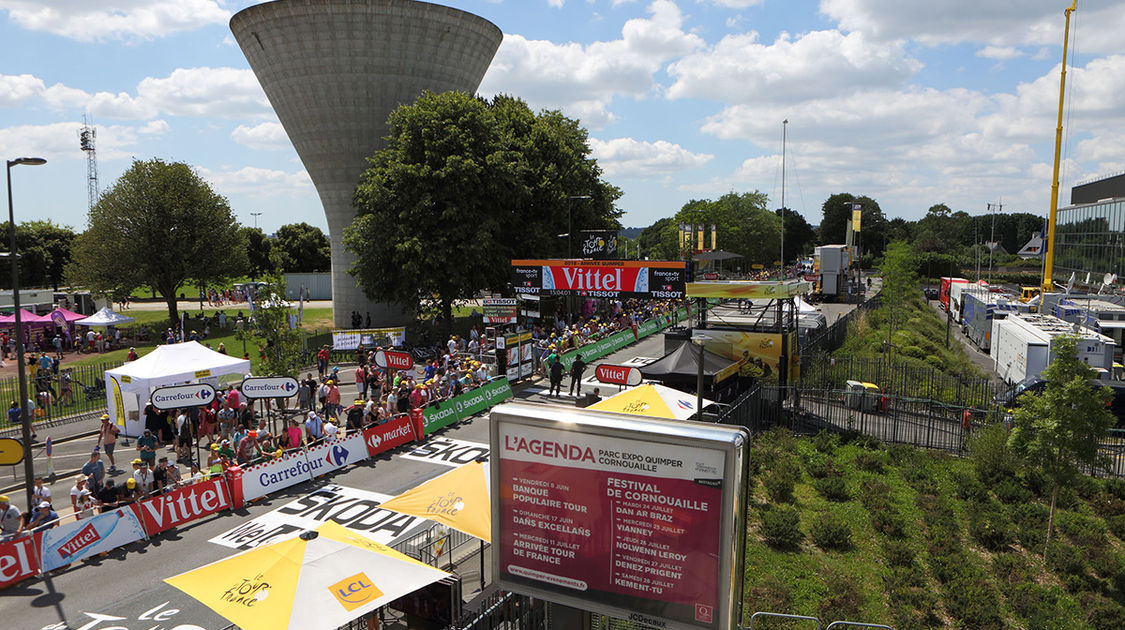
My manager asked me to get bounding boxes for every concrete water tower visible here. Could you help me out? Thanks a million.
[230,0,502,328]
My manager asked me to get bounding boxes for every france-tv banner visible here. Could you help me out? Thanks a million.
[511,260,686,299]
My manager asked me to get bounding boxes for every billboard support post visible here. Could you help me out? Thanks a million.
[490,402,748,630]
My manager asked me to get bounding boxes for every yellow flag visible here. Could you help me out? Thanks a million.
[110,376,126,427]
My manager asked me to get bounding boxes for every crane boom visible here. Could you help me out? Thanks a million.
[1041,0,1078,292]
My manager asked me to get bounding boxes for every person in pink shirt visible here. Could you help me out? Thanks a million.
[325,380,341,419]
[355,365,367,398]
[285,419,303,449]
[225,387,241,410]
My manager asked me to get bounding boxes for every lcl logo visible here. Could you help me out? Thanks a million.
[329,572,382,611]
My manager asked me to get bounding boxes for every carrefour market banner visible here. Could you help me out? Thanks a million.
[512,259,685,299]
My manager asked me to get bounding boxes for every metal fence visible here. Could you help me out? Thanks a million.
[800,293,881,359]
[801,355,1001,409]
[0,359,124,430]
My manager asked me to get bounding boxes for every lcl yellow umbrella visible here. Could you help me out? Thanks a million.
[378,460,492,542]
[164,521,450,630]
[590,383,714,420]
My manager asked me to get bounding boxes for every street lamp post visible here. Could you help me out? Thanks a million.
[250,211,262,229]
[7,156,46,513]
[566,195,591,258]
[692,332,711,422]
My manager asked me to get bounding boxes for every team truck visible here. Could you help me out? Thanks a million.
[961,289,1030,352]
[990,313,1115,385]
[939,277,968,312]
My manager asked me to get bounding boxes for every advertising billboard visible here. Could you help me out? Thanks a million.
[491,403,748,630]
[332,327,406,350]
[511,260,686,299]
[696,329,799,384]
[685,281,811,299]
[483,298,518,324]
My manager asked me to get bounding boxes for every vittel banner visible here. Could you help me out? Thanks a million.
[39,507,147,571]
[511,260,686,299]
[0,535,39,588]
[132,478,231,535]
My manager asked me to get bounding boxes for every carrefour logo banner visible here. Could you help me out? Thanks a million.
[241,451,320,502]
[305,435,368,478]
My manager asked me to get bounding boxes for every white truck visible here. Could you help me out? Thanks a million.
[991,314,1114,385]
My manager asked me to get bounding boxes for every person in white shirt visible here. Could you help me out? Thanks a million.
[323,418,338,440]
[32,477,51,506]
[70,475,88,513]
[75,489,96,520]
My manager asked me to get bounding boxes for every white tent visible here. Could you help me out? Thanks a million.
[75,306,135,327]
[796,297,820,314]
[104,341,250,436]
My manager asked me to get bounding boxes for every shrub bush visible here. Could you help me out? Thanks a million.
[745,575,791,626]
[853,450,884,473]
[1010,503,1049,551]
[872,508,907,538]
[814,475,850,502]
[1019,467,1049,497]
[1046,541,1087,578]
[762,470,796,504]
[942,566,1004,630]
[1056,510,1107,547]
[1108,514,1125,541]
[952,469,988,503]
[1089,492,1125,518]
[1105,478,1125,500]
[991,553,1033,595]
[1009,583,1062,629]
[759,506,803,549]
[816,568,865,623]
[812,430,839,454]
[811,511,852,551]
[883,539,915,568]
[858,479,892,511]
[969,504,1013,551]
[993,477,1032,504]
[1082,593,1125,630]
[1084,544,1123,579]
[966,423,1016,485]
[1074,475,1103,500]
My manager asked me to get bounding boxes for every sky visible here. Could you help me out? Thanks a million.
[2,0,1123,236]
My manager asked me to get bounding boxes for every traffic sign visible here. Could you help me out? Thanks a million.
[0,437,24,466]
[150,383,217,410]
[375,350,414,371]
[595,364,642,386]
[241,376,300,399]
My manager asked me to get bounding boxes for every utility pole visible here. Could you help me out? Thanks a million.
[779,119,787,282]
[988,201,999,285]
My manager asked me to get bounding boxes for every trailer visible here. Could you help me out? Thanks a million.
[813,245,851,301]
[939,277,968,312]
[962,288,1029,352]
[991,314,1114,385]
[949,280,988,323]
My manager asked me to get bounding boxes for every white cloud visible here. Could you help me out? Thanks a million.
[819,0,1123,53]
[139,120,170,135]
[709,0,766,8]
[0,121,157,162]
[976,46,1023,60]
[590,137,713,177]
[479,0,703,128]
[132,67,270,119]
[195,166,313,196]
[667,29,920,103]
[0,74,46,106]
[0,0,230,42]
[231,122,291,151]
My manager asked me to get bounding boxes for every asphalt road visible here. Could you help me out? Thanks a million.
[3,330,675,630]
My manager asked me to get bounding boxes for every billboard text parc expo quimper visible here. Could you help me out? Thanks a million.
[490,402,749,630]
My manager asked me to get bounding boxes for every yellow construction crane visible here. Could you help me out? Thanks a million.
[1041,0,1078,293]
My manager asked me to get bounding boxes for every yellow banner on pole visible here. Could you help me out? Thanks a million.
[852,208,862,232]
[110,376,126,427]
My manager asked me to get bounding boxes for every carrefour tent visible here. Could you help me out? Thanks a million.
[104,341,250,436]
[75,306,135,327]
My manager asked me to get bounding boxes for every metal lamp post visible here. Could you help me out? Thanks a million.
[566,195,591,258]
[7,156,46,513]
[691,332,711,421]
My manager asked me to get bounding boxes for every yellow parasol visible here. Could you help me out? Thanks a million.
[378,460,492,542]
[590,383,714,420]
[164,521,450,630]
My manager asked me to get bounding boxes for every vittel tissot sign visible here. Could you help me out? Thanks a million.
[491,403,749,630]
[511,260,686,299]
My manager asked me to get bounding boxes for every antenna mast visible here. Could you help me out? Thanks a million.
[79,115,99,210]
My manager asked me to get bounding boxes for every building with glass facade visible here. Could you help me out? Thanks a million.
[1053,173,1125,287]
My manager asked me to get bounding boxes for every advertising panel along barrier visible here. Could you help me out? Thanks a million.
[239,451,319,502]
[363,415,417,457]
[0,535,39,588]
[422,378,513,436]
[556,307,687,372]
[132,478,232,536]
[512,260,686,299]
[304,434,370,478]
[491,403,748,630]
[483,298,518,324]
[332,327,406,350]
[685,280,812,299]
[39,506,148,572]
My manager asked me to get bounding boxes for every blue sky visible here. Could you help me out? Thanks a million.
[2,0,1123,235]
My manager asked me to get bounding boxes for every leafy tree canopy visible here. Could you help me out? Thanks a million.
[639,192,782,267]
[274,222,330,273]
[240,226,273,280]
[0,220,76,290]
[67,158,248,323]
[819,193,887,256]
[345,91,621,332]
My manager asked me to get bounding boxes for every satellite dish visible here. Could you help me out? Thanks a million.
[1066,272,1076,294]
[1105,272,1114,286]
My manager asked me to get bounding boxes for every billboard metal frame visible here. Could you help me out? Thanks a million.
[489,402,749,630]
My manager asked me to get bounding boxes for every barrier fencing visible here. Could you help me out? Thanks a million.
[0,376,515,591]
[0,359,124,431]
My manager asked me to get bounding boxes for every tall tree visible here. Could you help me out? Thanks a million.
[818,193,887,256]
[878,241,919,345]
[779,208,817,261]
[637,217,678,261]
[241,227,273,281]
[67,158,248,323]
[345,91,621,334]
[0,220,76,290]
[274,222,330,272]
[236,271,305,377]
[1008,335,1115,556]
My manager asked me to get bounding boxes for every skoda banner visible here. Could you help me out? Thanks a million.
[424,378,514,436]
[511,260,686,299]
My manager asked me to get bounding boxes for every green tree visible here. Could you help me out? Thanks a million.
[274,222,330,272]
[0,220,76,290]
[1008,335,1115,555]
[345,91,621,334]
[637,217,678,261]
[878,241,918,348]
[241,227,273,281]
[236,270,305,377]
[818,193,887,256]
[779,208,817,261]
[67,158,248,323]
